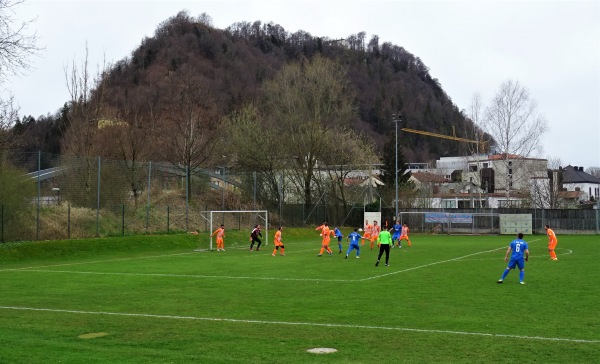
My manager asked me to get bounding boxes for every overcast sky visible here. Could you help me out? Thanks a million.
[6,0,600,168]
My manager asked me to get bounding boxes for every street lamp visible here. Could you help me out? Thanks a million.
[392,113,402,220]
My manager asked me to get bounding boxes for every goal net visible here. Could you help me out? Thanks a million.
[398,211,500,235]
[196,210,268,251]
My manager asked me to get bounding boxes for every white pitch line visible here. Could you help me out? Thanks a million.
[4,247,510,283]
[459,248,573,261]
[0,305,597,344]
[0,252,196,272]
[16,269,351,282]
[361,247,505,281]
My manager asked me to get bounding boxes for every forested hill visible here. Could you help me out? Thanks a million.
[19,11,478,163]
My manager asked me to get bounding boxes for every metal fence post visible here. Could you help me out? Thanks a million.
[96,157,101,237]
[36,150,41,240]
[146,161,152,232]
[185,165,189,231]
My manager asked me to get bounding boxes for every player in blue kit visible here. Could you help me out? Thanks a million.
[334,227,344,253]
[497,232,529,285]
[345,228,364,259]
[391,220,402,248]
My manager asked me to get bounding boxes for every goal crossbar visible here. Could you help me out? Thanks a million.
[198,210,268,251]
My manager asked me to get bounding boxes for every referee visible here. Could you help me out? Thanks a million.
[375,228,393,267]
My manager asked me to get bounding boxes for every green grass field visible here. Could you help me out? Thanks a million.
[0,229,598,363]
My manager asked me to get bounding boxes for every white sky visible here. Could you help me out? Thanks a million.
[6,0,600,168]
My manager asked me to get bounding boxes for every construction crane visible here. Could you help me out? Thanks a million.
[401,126,488,153]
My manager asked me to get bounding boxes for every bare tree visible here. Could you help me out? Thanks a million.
[530,157,563,208]
[159,65,219,189]
[261,55,357,211]
[318,128,378,223]
[0,93,17,152]
[223,103,286,207]
[0,0,40,152]
[0,0,40,81]
[483,80,548,202]
[61,45,111,207]
[586,166,600,178]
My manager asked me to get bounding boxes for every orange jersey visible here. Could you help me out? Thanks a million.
[364,223,373,237]
[321,226,334,244]
[547,229,557,243]
[372,224,381,237]
[547,228,557,248]
[401,226,409,237]
[212,227,225,239]
[274,230,283,246]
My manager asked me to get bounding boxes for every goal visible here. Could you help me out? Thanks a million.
[196,210,268,251]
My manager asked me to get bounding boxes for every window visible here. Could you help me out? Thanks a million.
[469,165,478,172]
[508,161,513,167]
[483,163,489,168]
[508,168,513,175]
[443,200,456,208]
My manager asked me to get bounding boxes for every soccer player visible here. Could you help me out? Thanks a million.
[271,226,285,256]
[317,222,334,256]
[399,223,413,247]
[391,220,402,248]
[333,227,343,253]
[315,221,326,232]
[362,220,372,246]
[249,224,262,251]
[545,225,558,261]
[212,224,225,251]
[345,227,363,259]
[370,220,381,250]
[497,232,529,284]
[375,228,393,266]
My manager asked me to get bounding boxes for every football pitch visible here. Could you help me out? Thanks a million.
[0,230,598,363]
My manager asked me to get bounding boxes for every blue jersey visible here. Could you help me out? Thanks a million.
[334,228,343,238]
[392,223,401,238]
[348,231,362,245]
[509,239,528,260]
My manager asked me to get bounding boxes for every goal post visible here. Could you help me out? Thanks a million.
[196,210,268,251]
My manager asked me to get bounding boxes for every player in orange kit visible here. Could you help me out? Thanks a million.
[370,220,381,250]
[212,224,225,251]
[362,220,372,246]
[272,226,285,256]
[399,223,413,247]
[317,222,334,256]
[545,224,558,260]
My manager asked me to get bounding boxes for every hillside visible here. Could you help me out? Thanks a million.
[16,11,479,164]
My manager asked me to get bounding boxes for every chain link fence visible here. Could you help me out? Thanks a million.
[1,151,598,242]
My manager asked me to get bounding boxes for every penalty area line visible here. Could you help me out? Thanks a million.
[361,247,506,281]
[0,305,598,344]
[8,269,352,283]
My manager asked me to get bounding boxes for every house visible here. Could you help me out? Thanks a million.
[560,165,600,206]
[409,171,528,208]
[424,153,549,208]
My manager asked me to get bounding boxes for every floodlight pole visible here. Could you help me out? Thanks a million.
[392,114,402,220]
